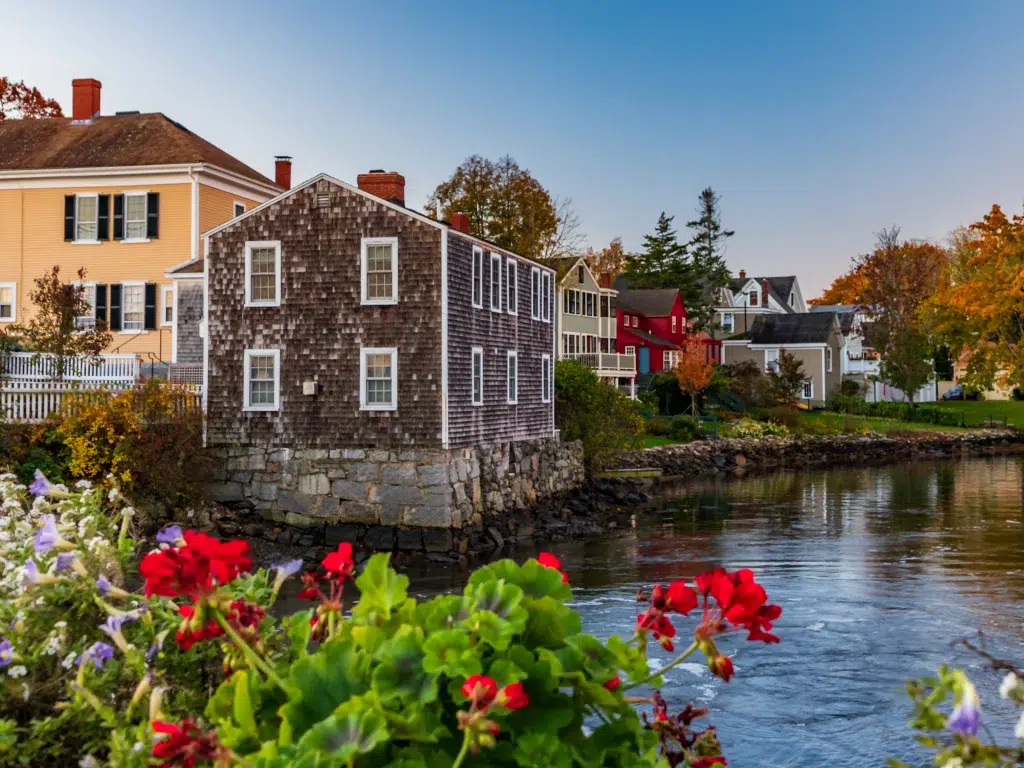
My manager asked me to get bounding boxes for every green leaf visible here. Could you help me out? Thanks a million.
[280,638,372,742]
[352,553,410,624]
[487,658,527,686]
[422,629,481,678]
[468,558,572,602]
[287,609,314,660]
[513,731,574,768]
[233,670,259,733]
[522,596,582,648]
[372,629,438,705]
[415,594,469,633]
[296,695,389,764]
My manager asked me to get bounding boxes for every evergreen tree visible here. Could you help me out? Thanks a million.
[686,188,735,331]
[624,212,690,288]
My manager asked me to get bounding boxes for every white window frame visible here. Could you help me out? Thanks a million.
[471,346,484,406]
[360,347,398,412]
[671,316,677,333]
[120,280,146,334]
[74,193,100,244]
[664,350,679,369]
[490,252,503,312]
[748,290,759,306]
[722,312,734,333]
[472,246,484,309]
[802,379,814,400]
[360,236,399,306]
[542,271,552,322]
[233,201,246,218]
[531,267,540,320]
[826,346,833,372]
[506,258,518,315]
[72,281,96,329]
[0,282,16,323]
[160,285,174,326]
[122,191,149,243]
[506,350,518,404]
[243,348,281,412]
[244,240,282,308]
[765,348,780,372]
[541,354,552,403]
[624,346,636,356]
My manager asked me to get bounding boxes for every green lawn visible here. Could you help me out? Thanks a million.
[932,399,1024,428]
[796,411,970,434]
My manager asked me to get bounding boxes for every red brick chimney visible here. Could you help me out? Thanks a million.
[274,156,292,189]
[357,170,405,206]
[449,212,470,233]
[761,280,770,306]
[72,78,102,122]
[738,269,746,280]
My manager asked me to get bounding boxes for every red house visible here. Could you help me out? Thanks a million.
[616,288,721,373]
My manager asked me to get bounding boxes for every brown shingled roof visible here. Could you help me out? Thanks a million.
[168,260,204,275]
[0,113,277,187]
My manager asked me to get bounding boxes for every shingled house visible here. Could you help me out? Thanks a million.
[186,171,577,541]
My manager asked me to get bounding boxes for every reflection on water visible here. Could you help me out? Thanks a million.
[339,457,1024,767]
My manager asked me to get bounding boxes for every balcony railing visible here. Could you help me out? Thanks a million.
[564,352,637,376]
[846,357,880,375]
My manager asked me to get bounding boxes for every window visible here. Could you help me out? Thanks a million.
[75,195,98,241]
[233,202,246,218]
[826,346,833,373]
[472,246,484,308]
[243,349,280,411]
[765,349,780,372]
[531,267,540,319]
[121,282,145,332]
[722,313,734,333]
[506,351,518,404]
[490,253,502,312]
[789,291,795,308]
[124,193,147,240]
[664,350,679,369]
[542,271,552,322]
[506,258,517,315]
[624,346,635,356]
[802,380,813,399]
[748,290,759,306]
[245,241,281,307]
[0,283,15,322]
[542,354,552,403]
[161,285,174,326]
[74,283,96,329]
[672,316,677,333]
[632,316,638,328]
[578,265,585,283]
[471,347,484,406]
[360,347,398,411]
[361,236,398,305]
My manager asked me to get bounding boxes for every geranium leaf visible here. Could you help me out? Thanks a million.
[352,554,409,624]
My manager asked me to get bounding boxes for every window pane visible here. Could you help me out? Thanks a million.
[0,287,11,320]
[250,247,277,302]
[75,286,96,329]
[125,195,147,239]
[366,244,393,300]
[249,354,276,406]
[76,197,97,240]
[122,285,144,330]
[365,353,393,405]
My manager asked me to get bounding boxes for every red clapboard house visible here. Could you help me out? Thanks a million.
[615,288,721,374]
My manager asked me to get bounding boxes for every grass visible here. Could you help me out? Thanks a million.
[932,399,1024,428]
[796,411,971,434]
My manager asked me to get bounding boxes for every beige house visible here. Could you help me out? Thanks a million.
[712,272,807,339]
[723,312,843,405]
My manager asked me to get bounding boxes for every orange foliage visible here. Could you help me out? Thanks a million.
[673,336,715,416]
[0,77,63,120]
[810,267,868,305]
[583,237,629,283]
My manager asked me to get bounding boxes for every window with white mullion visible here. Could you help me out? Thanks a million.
[74,283,96,329]
[361,237,398,305]
[245,241,281,307]
[124,193,147,240]
[506,351,518,404]
[506,258,517,315]
[0,283,16,322]
[75,195,98,241]
[472,246,484,308]
[243,349,280,411]
[490,253,502,312]
[541,354,552,403]
[471,347,484,406]
[542,272,552,322]
[122,283,145,331]
[360,347,398,411]
[531,268,540,319]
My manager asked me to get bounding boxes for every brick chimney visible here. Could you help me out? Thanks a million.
[761,280,770,307]
[738,269,746,280]
[357,170,405,206]
[72,78,102,122]
[274,156,292,189]
[449,212,470,233]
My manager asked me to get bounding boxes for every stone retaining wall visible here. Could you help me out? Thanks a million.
[617,430,1024,478]
[206,437,585,553]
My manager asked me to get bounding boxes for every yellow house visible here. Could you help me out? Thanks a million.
[0,78,287,363]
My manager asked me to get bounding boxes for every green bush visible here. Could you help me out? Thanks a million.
[644,416,670,437]
[753,405,801,430]
[555,360,644,471]
[725,417,789,439]
[667,414,701,442]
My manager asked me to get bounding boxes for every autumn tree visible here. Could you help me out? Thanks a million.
[673,336,715,417]
[426,155,573,261]
[623,213,690,289]
[855,227,945,404]
[810,267,869,305]
[685,187,734,330]
[9,266,112,380]
[764,350,807,404]
[0,77,62,121]
[583,237,629,283]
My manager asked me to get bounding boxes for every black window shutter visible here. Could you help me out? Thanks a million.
[97,195,109,240]
[64,196,75,241]
[95,284,108,325]
[146,193,159,239]
[144,283,157,330]
[113,194,125,240]
[109,285,122,331]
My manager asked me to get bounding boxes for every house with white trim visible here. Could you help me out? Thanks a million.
[712,272,807,340]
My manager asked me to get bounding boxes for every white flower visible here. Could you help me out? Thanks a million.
[1016,712,1024,741]
[54,620,67,629]
[941,759,963,768]
[61,651,77,670]
[21,683,29,701]
[7,665,27,678]
[79,757,99,768]
[1000,672,1019,699]
[42,635,60,656]
[108,488,119,502]
[74,480,92,490]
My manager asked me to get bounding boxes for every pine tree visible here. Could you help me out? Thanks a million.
[624,212,689,288]
[686,188,735,331]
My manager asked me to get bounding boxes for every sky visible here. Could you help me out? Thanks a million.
[4,0,1024,297]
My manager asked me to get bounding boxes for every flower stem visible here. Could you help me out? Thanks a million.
[213,611,288,693]
[451,730,473,768]
[624,641,700,690]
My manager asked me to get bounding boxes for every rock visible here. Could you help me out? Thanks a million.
[419,465,449,487]
[363,526,394,551]
[734,454,747,466]
[331,480,369,502]
[424,530,455,552]
[298,474,329,495]
[487,526,504,548]
[337,501,379,524]
[402,504,453,528]
[325,524,361,547]
[397,529,423,551]
[348,463,380,482]
[382,464,419,486]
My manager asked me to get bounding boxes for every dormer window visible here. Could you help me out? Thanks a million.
[748,290,759,306]
[578,265,585,283]
[789,292,795,308]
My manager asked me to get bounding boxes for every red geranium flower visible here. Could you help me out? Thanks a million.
[709,654,734,682]
[296,570,324,600]
[140,531,251,600]
[695,568,781,643]
[151,719,221,766]
[603,674,621,690]
[637,611,677,651]
[665,580,698,615]
[461,674,498,705]
[496,682,529,710]
[322,542,355,580]
[537,552,569,583]
[691,758,728,768]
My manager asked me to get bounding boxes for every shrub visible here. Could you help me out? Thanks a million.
[644,416,670,437]
[757,405,801,430]
[636,388,659,416]
[824,393,865,415]
[667,414,701,441]
[839,378,864,397]
[725,417,788,439]
[723,360,764,407]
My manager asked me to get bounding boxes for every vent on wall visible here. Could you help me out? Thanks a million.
[316,192,330,209]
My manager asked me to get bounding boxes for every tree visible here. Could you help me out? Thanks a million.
[9,266,112,380]
[541,196,586,261]
[583,237,629,283]
[764,350,807,404]
[685,188,734,331]
[855,227,945,404]
[426,155,561,260]
[810,267,869,305]
[673,336,715,417]
[623,213,689,288]
[0,77,62,121]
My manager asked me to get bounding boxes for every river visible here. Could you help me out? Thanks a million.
[395,455,1024,767]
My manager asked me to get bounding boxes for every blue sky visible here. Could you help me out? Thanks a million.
[4,1,1024,296]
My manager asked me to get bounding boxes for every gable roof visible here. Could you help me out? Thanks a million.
[550,256,586,283]
[616,289,680,317]
[0,113,277,187]
[748,312,836,345]
[625,327,677,348]
[729,276,798,313]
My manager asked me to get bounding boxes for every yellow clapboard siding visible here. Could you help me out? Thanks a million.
[198,183,263,237]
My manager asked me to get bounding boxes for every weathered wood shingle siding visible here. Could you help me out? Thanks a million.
[205,179,444,448]
[446,232,554,448]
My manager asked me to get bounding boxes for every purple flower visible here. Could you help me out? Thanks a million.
[34,515,60,555]
[0,638,13,668]
[155,525,183,545]
[274,559,303,579]
[22,559,39,585]
[55,553,74,573]
[99,613,138,640]
[28,469,52,497]
[77,641,115,670]
[95,575,112,596]
[146,634,165,664]
[948,680,981,737]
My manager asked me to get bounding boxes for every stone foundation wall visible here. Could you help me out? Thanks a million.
[206,437,584,552]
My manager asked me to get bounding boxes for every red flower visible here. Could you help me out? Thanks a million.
[537,552,569,583]
[461,674,498,705]
[151,719,221,766]
[227,600,266,630]
[709,654,734,682]
[665,580,698,615]
[322,542,355,580]
[496,682,529,710]
[637,611,676,651]
[691,758,728,768]
[296,570,324,600]
[603,674,621,690]
[695,568,781,643]
[140,531,250,600]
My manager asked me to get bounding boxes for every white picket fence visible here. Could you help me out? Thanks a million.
[3,352,139,383]
[0,380,201,423]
